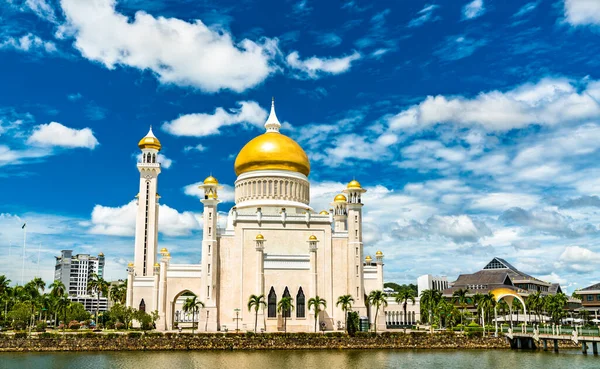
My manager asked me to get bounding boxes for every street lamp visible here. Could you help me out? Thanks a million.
[234,308,241,332]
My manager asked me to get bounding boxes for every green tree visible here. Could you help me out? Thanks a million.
[8,302,30,330]
[367,290,388,333]
[87,273,108,327]
[0,276,11,320]
[277,296,294,335]
[49,281,66,326]
[67,302,90,323]
[182,295,204,334]
[544,293,568,324]
[395,288,416,331]
[110,303,135,330]
[54,295,70,334]
[452,288,469,329]
[336,294,354,333]
[247,294,266,333]
[308,296,327,333]
[110,281,127,305]
[420,289,442,331]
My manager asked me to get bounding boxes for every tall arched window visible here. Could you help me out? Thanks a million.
[139,298,146,313]
[296,287,305,318]
[282,287,291,318]
[268,287,277,318]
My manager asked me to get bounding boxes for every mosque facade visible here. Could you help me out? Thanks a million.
[126,101,386,332]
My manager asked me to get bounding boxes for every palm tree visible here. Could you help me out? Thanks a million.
[395,288,416,330]
[55,294,70,334]
[182,295,204,334]
[110,281,127,305]
[420,289,442,331]
[87,273,102,326]
[367,290,388,333]
[31,277,45,294]
[308,296,327,333]
[49,281,66,326]
[277,297,294,335]
[452,288,469,329]
[336,295,354,332]
[0,276,11,320]
[247,294,266,333]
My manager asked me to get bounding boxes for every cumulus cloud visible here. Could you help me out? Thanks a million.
[387,77,600,133]
[89,201,200,237]
[557,246,600,273]
[59,0,278,92]
[462,0,485,20]
[394,214,492,243]
[27,122,99,149]
[286,51,361,79]
[135,153,173,169]
[408,4,440,27]
[183,182,235,203]
[564,0,600,26]
[470,193,540,211]
[162,101,267,137]
[499,207,598,238]
[0,33,57,54]
[560,195,600,209]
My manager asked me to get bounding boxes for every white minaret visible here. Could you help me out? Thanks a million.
[199,176,220,308]
[331,194,348,232]
[133,127,162,277]
[344,180,367,306]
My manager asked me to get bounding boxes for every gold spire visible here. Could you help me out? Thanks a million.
[347,179,362,189]
[138,126,161,150]
[204,175,218,185]
[334,193,347,202]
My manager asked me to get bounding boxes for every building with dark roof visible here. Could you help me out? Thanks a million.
[576,283,600,313]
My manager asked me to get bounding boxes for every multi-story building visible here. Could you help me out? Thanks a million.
[576,283,600,316]
[417,274,449,296]
[54,250,107,313]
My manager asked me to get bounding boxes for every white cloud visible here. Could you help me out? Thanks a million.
[435,35,487,61]
[162,101,267,137]
[59,0,278,92]
[395,214,492,243]
[135,153,173,169]
[183,144,207,152]
[184,182,235,203]
[564,0,600,26]
[27,122,99,149]
[387,77,600,133]
[408,4,440,27]
[462,0,485,20]
[470,193,540,211]
[560,245,600,262]
[89,201,200,237]
[514,1,539,17]
[286,51,361,79]
[26,0,57,23]
[0,33,57,54]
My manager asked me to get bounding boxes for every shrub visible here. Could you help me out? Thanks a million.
[324,332,345,338]
[115,322,125,330]
[96,323,104,330]
[106,333,119,339]
[127,332,142,338]
[39,332,58,339]
[35,321,47,332]
[346,312,360,336]
[467,322,480,327]
[14,332,27,339]
[144,332,164,337]
[81,332,97,338]
[105,322,115,330]
[68,321,81,330]
[245,331,255,338]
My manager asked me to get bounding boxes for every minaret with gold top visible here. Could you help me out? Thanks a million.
[199,175,220,329]
[133,127,162,276]
[344,180,367,306]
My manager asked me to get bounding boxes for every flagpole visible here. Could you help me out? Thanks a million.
[21,223,26,285]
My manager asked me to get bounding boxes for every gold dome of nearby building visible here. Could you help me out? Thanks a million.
[128,262,134,267]
[154,263,160,267]
[347,180,362,189]
[256,234,264,240]
[365,255,372,262]
[308,235,317,241]
[334,193,347,202]
[138,127,161,150]
[376,250,383,256]
[204,175,218,185]
[233,100,310,176]
[319,210,329,215]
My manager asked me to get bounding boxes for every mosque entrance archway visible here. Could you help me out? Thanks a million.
[171,290,201,331]
[491,288,527,336]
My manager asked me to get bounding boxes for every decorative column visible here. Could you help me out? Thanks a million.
[158,248,169,330]
[375,251,384,289]
[308,235,319,331]
[126,262,134,307]
[199,176,220,331]
[255,234,266,331]
[344,180,367,307]
[152,262,160,312]
[331,194,347,232]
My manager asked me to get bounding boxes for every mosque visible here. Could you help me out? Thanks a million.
[125,101,386,332]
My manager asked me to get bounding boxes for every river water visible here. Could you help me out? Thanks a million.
[0,349,597,369]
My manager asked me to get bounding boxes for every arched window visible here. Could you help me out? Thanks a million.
[268,287,277,318]
[296,287,305,318]
[282,287,291,318]
[152,154,156,163]
[139,298,146,313]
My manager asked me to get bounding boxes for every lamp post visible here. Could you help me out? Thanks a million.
[234,308,241,333]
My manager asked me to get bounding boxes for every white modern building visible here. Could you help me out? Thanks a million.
[54,250,108,312]
[417,274,449,296]
[126,101,387,332]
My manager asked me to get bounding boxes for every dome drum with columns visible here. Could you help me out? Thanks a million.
[126,99,388,333]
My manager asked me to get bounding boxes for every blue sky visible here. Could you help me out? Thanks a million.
[2,0,600,292]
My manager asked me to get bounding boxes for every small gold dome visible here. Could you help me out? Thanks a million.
[256,234,264,240]
[154,263,160,267]
[376,250,383,256]
[334,194,347,202]
[365,255,372,262]
[319,210,329,215]
[98,252,104,257]
[165,252,171,257]
[127,262,134,267]
[204,176,218,185]
[347,180,362,189]
[308,235,317,241]
[234,132,310,176]
[160,247,168,253]
[138,127,161,150]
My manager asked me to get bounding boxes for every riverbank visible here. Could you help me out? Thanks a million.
[0,332,514,352]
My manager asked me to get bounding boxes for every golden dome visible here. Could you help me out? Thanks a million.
[334,194,347,202]
[308,235,317,241]
[347,180,362,189]
[319,210,329,215]
[98,252,104,257]
[376,250,383,256]
[127,262,134,267]
[160,247,168,253]
[204,176,218,185]
[365,255,372,262]
[234,132,310,176]
[256,234,264,240]
[138,127,161,150]
[154,263,160,267]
